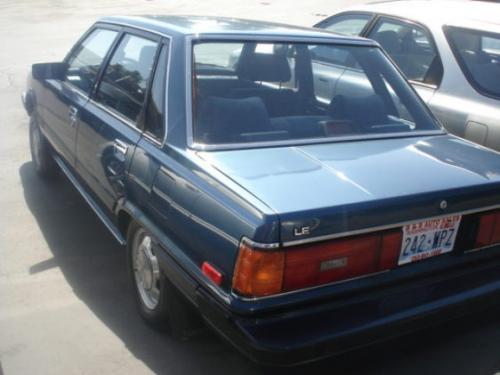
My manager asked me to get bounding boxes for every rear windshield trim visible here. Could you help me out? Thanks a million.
[189,130,446,151]
[185,36,442,150]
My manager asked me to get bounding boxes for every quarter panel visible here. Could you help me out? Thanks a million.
[145,146,279,290]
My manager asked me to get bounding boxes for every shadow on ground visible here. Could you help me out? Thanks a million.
[19,161,500,375]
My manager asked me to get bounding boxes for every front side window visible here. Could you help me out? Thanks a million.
[445,26,500,98]
[368,18,442,85]
[96,34,159,123]
[320,14,372,36]
[65,28,118,94]
[192,41,440,146]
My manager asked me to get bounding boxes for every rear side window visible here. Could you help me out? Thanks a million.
[144,45,168,140]
[65,28,118,94]
[320,14,372,36]
[368,18,443,86]
[445,26,500,99]
[96,34,159,123]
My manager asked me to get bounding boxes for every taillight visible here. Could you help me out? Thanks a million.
[475,210,500,248]
[232,240,284,297]
[232,230,402,298]
[283,230,401,291]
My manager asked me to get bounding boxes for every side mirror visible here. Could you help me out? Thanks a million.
[32,62,66,81]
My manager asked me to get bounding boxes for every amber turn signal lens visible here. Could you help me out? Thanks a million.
[232,241,285,297]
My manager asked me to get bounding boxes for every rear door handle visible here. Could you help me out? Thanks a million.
[69,105,78,127]
[113,139,128,155]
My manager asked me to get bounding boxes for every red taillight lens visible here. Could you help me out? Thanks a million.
[475,210,500,248]
[283,230,401,292]
[232,230,402,298]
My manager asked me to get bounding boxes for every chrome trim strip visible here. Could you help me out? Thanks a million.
[410,80,438,90]
[88,97,142,132]
[190,130,446,151]
[62,80,90,100]
[464,242,500,254]
[53,155,126,245]
[241,236,280,249]
[282,203,500,247]
[232,270,391,301]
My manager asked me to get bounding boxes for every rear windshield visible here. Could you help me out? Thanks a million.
[191,41,440,146]
[445,26,500,99]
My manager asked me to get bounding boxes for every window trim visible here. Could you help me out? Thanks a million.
[96,23,173,147]
[313,11,376,36]
[62,24,122,96]
[443,25,500,101]
[365,15,444,89]
[60,21,173,147]
[141,41,170,145]
[92,29,162,131]
[185,35,446,151]
[360,13,444,90]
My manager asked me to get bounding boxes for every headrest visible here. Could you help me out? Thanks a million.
[329,94,387,127]
[236,52,291,83]
[137,45,157,79]
[372,31,401,54]
[196,96,271,143]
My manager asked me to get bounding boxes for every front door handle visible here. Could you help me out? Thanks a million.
[69,105,78,127]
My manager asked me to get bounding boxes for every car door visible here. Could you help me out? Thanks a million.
[75,29,161,212]
[40,27,119,165]
[127,41,170,217]
[365,17,443,104]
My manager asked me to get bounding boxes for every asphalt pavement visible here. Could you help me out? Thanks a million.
[0,1,499,374]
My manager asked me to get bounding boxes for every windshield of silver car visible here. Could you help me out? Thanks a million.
[191,41,440,146]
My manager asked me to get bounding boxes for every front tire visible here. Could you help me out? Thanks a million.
[29,117,57,179]
[127,221,202,338]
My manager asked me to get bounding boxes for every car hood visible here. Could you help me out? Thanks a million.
[199,135,500,243]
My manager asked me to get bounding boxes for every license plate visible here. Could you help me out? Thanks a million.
[398,215,462,265]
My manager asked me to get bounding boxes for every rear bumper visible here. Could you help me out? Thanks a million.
[195,260,500,366]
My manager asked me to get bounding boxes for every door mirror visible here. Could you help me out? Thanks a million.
[32,62,66,81]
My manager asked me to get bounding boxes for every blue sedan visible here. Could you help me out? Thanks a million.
[23,15,500,365]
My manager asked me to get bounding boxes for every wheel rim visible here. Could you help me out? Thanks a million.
[133,231,161,310]
[31,125,42,167]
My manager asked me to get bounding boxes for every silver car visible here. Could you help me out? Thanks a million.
[315,0,500,151]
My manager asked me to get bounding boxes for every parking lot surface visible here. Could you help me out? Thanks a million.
[0,1,499,374]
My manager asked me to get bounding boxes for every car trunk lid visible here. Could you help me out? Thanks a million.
[199,135,500,244]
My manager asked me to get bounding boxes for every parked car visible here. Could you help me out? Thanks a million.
[23,15,500,365]
[314,0,500,151]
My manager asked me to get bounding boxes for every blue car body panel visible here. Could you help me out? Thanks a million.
[24,15,500,365]
[200,134,500,242]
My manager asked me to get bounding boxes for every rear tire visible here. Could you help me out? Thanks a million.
[126,221,203,339]
[29,117,58,179]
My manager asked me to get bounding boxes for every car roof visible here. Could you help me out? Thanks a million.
[345,0,500,32]
[99,15,376,44]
